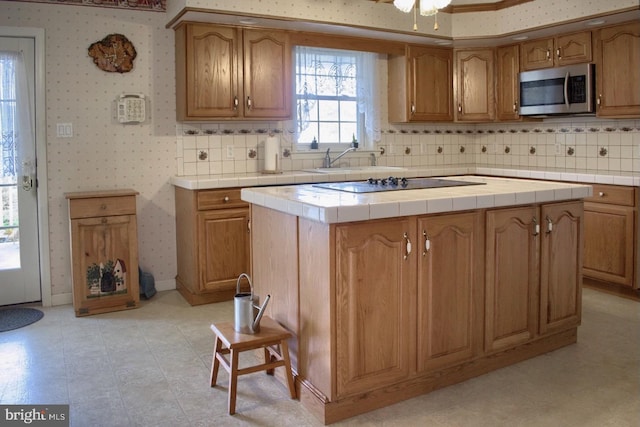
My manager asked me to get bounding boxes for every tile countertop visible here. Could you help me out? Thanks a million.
[240,175,593,224]
[170,166,640,190]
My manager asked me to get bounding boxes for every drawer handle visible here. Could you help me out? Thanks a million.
[101,218,107,224]
[100,204,107,210]
[223,196,230,203]
[598,192,605,197]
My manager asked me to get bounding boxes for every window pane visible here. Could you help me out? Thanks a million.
[319,122,340,142]
[340,123,357,143]
[339,101,357,121]
[318,100,339,121]
[298,123,318,144]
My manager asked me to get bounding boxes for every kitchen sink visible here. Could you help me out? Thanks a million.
[301,166,407,174]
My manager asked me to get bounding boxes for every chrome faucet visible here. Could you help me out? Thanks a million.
[323,146,357,168]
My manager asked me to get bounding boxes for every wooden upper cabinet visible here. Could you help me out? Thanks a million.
[496,44,520,121]
[388,45,453,122]
[520,31,592,71]
[243,29,291,119]
[455,48,495,122]
[175,23,291,120]
[594,21,640,117]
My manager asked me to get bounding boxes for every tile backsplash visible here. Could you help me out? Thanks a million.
[175,119,640,177]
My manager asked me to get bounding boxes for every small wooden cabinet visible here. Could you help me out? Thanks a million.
[388,45,453,122]
[485,202,582,351]
[65,189,139,317]
[174,187,251,305]
[495,44,521,121]
[175,23,291,120]
[594,21,640,117]
[454,48,495,122]
[520,31,592,71]
[583,184,638,289]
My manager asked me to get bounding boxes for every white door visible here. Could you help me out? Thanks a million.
[0,36,41,305]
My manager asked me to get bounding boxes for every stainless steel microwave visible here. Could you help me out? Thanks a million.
[519,63,595,116]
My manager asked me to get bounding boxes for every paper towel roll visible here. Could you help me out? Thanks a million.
[264,135,280,172]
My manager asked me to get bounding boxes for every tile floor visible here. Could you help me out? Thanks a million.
[0,288,638,427]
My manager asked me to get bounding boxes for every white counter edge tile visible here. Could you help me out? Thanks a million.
[172,167,639,191]
[240,176,593,224]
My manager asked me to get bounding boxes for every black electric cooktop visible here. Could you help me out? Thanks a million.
[313,177,485,193]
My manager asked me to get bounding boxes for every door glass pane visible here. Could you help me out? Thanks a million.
[0,53,20,270]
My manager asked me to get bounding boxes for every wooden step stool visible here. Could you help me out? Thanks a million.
[210,315,297,415]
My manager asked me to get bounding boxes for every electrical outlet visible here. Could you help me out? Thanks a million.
[226,145,234,159]
[554,143,562,155]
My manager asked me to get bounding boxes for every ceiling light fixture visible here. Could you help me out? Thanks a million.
[393,0,451,31]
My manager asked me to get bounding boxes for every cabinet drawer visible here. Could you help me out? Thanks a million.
[69,196,136,219]
[197,189,247,210]
[585,185,636,207]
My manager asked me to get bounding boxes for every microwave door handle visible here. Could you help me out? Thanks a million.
[564,71,570,108]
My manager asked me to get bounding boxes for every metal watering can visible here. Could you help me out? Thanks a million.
[234,273,270,334]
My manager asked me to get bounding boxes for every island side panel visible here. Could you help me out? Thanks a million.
[174,187,198,294]
[298,217,334,402]
[250,205,300,367]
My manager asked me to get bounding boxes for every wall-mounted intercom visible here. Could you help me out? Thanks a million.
[117,93,146,124]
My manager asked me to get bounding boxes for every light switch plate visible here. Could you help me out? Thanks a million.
[226,145,234,159]
[56,123,73,138]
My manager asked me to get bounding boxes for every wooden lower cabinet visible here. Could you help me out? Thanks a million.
[251,202,583,424]
[416,211,484,373]
[174,187,251,305]
[539,202,583,335]
[65,189,140,317]
[335,218,416,397]
[583,184,638,289]
[485,206,539,352]
[485,202,583,351]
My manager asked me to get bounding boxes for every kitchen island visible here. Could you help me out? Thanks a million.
[241,176,591,424]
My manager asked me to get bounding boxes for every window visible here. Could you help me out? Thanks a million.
[294,46,379,148]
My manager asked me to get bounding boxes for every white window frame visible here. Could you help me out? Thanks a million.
[293,46,379,151]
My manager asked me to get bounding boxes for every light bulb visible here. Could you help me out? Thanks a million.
[393,0,415,13]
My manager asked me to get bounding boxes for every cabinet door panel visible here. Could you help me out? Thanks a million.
[186,25,239,118]
[71,215,139,313]
[411,46,453,121]
[485,207,539,352]
[198,208,251,292]
[243,29,291,118]
[455,49,495,122]
[540,202,583,335]
[583,203,634,286]
[417,212,483,373]
[595,22,640,117]
[520,38,554,71]
[335,219,415,397]
[555,31,592,65]
[496,45,520,121]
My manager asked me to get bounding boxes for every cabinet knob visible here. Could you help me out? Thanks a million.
[546,49,551,60]
[598,192,605,197]
[101,218,107,224]
[513,101,518,112]
[556,48,561,59]
[457,103,462,113]
[223,196,230,202]
[246,96,252,110]
[100,204,107,210]
[233,96,239,110]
